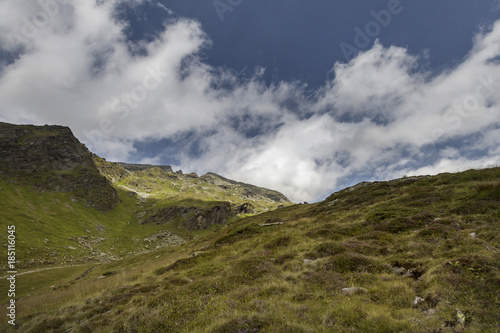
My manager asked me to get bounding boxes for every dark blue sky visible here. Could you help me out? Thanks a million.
[123,0,499,87]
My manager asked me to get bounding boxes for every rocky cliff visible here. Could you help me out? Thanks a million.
[0,122,117,211]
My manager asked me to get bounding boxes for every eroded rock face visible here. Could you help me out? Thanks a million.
[234,202,256,215]
[0,122,117,211]
[183,203,232,230]
[139,202,233,231]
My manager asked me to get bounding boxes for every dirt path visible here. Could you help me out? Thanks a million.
[1,264,90,279]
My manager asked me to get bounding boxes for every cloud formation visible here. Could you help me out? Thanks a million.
[0,1,499,202]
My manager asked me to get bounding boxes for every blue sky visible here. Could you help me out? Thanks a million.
[123,0,498,87]
[0,0,499,202]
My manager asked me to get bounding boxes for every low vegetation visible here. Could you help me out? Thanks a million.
[1,167,498,332]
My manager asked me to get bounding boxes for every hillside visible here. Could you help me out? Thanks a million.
[1,166,498,332]
[0,122,117,211]
[93,156,290,213]
[0,122,291,268]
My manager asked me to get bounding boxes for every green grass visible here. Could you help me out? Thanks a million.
[0,178,184,270]
[1,167,499,332]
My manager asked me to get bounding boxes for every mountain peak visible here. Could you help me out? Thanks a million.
[0,122,117,211]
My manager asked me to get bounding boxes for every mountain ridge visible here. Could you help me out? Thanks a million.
[0,121,292,268]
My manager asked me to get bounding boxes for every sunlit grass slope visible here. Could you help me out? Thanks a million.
[2,167,498,332]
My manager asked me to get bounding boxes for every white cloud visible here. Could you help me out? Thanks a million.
[315,42,423,119]
[0,1,499,202]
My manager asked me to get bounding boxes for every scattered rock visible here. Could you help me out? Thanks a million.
[259,222,284,227]
[341,287,368,295]
[303,259,316,265]
[392,267,406,275]
[95,225,106,232]
[427,309,435,315]
[144,231,185,247]
[402,268,424,280]
[456,310,466,325]
[468,232,477,238]
[391,265,423,279]
[413,296,425,306]
[188,251,208,258]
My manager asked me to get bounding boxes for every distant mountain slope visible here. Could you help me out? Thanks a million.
[201,172,290,203]
[116,162,173,173]
[93,156,291,213]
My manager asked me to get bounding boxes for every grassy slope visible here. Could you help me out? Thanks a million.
[93,156,292,213]
[2,167,499,332]
[0,178,185,269]
[0,163,289,271]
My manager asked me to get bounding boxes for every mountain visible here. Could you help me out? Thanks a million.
[0,122,291,268]
[93,157,290,213]
[0,122,499,332]
[0,122,117,211]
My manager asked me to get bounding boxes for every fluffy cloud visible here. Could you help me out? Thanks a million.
[0,1,499,202]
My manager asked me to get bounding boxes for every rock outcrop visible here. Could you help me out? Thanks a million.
[139,202,232,231]
[0,122,117,211]
[234,202,256,215]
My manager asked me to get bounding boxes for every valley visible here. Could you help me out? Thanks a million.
[0,122,499,332]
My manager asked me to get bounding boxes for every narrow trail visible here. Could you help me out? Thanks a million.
[1,264,90,279]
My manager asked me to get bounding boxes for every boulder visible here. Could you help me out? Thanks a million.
[341,287,368,295]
